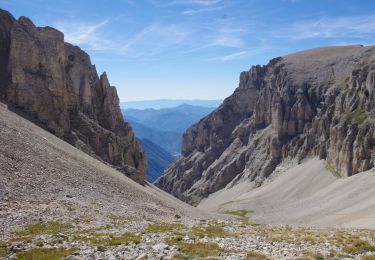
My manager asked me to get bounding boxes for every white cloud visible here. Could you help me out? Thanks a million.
[207,23,248,48]
[52,9,254,62]
[211,51,250,61]
[208,45,276,62]
[210,35,243,48]
[54,20,111,50]
[120,23,191,55]
[181,6,223,15]
[286,14,375,40]
[55,19,191,58]
[181,22,248,54]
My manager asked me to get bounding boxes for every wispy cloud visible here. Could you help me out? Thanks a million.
[208,44,280,62]
[285,14,375,40]
[54,20,110,50]
[55,19,191,58]
[181,6,223,15]
[207,23,248,48]
[210,50,250,61]
[210,35,243,48]
[120,23,191,55]
[181,22,249,54]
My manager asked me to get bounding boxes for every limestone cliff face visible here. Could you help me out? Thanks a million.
[156,45,375,205]
[0,9,147,183]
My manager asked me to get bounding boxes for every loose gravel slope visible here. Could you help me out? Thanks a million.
[0,102,206,239]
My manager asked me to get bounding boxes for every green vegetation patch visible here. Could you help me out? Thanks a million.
[15,247,76,260]
[191,223,232,238]
[325,164,341,178]
[299,251,326,260]
[72,217,92,225]
[0,242,7,257]
[74,232,141,246]
[326,230,375,255]
[16,221,74,237]
[253,136,262,147]
[71,226,109,236]
[251,225,327,245]
[223,209,251,223]
[347,107,368,124]
[220,200,236,207]
[34,240,44,247]
[166,234,185,246]
[336,76,350,88]
[343,239,375,254]
[144,223,185,234]
[246,251,270,260]
[223,209,250,218]
[108,214,133,227]
[172,242,223,259]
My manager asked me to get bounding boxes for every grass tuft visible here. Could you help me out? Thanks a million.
[15,247,76,260]
[108,214,132,227]
[16,221,73,237]
[347,107,368,124]
[0,242,7,258]
[223,209,251,224]
[325,164,341,178]
[246,251,270,260]
[343,239,375,254]
[72,217,92,225]
[74,232,141,246]
[191,221,233,238]
[172,242,223,259]
[300,251,326,260]
[144,223,184,234]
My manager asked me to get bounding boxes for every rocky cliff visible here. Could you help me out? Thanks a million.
[155,45,375,205]
[0,9,147,183]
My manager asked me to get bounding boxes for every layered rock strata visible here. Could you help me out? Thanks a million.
[156,45,375,205]
[0,9,147,183]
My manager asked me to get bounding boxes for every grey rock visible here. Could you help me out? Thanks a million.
[152,243,168,251]
[0,9,147,183]
[156,45,375,205]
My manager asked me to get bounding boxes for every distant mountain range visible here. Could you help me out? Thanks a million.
[121,103,219,182]
[124,104,216,134]
[125,119,181,156]
[140,139,175,182]
[121,99,222,110]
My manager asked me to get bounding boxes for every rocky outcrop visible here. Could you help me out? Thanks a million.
[0,9,147,183]
[156,45,375,205]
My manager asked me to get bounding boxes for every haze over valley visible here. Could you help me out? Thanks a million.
[121,102,219,181]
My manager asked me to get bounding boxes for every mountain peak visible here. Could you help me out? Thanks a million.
[156,44,375,205]
[0,10,147,183]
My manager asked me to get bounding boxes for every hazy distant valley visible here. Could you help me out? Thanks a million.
[121,103,218,181]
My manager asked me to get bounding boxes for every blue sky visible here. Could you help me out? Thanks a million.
[1,0,375,101]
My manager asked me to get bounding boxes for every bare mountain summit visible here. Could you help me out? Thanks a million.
[156,45,375,205]
[0,9,146,182]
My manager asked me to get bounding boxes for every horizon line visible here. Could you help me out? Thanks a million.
[120,98,224,102]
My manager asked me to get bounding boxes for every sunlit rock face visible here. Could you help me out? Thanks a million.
[0,9,147,183]
[156,45,375,205]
